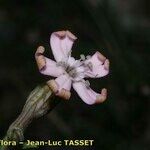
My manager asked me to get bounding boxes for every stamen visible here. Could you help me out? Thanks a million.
[80,54,85,60]
[86,55,91,59]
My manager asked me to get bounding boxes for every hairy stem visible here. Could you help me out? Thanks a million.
[2,84,60,150]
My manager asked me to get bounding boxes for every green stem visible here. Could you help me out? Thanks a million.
[1,84,60,150]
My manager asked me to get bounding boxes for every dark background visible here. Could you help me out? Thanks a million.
[0,0,150,149]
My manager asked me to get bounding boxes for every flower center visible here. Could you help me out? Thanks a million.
[56,61,78,78]
[56,55,93,81]
[65,65,78,78]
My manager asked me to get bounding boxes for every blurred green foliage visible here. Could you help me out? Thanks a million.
[0,0,150,150]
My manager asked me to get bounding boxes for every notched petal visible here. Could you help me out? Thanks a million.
[47,75,72,100]
[35,46,45,55]
[57,88,71,100]
[50,30,77,62]
[66,30,77,41]
[54,30,77,41]
[95,88,107,104]
[84,51,109,78]
[47,80,59,93]
[96,51,106,64]
[54,31,66,39]
[35,46,46,70]
[73,81,107,105]
[104,59,110,70]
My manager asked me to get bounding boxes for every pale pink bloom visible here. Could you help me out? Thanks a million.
[35,30,109,105]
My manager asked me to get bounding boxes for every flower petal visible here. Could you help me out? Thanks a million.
[47,74,72,100]
[73,80,107,105]
[73,66,85,81]
[67,56,76,67]
[35,46,65,77]
[84,51,110,78]
[50,30,77,62]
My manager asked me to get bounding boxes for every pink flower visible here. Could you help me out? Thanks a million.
[35,30,110,105]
